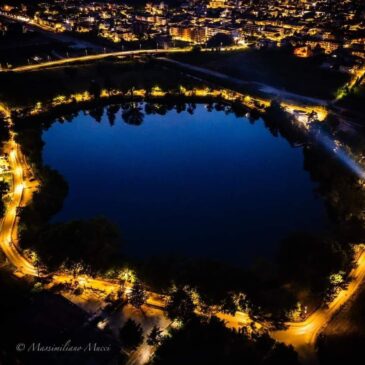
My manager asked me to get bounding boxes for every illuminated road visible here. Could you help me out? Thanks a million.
[0,141,37,276]
[0,36,247,74]
[0,45,246,73]
[272,248,365,362]
[2,45,248,73]
[1,48,192,73]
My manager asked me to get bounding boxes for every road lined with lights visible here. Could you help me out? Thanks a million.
[1,48,192,73]
[0,136,38,275]
[1,105,365,364]
[0,45,249,73]
[272,247,365,360]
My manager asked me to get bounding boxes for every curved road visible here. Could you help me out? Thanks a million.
[0,139,37,276]
[272,249,365,362]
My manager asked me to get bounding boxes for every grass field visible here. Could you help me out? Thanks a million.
[171,48,350,100]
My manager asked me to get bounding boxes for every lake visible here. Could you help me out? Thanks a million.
[43,103,328,266]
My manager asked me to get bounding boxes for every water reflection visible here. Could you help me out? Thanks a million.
[42,103,328,265]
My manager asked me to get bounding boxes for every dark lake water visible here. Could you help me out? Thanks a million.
[43,104,328,266]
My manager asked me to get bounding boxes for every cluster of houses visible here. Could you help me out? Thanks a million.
[0,0,364,68]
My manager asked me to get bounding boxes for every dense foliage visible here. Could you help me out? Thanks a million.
[36,217,122,271]
[150,317,299,365]
[119,319,144,350]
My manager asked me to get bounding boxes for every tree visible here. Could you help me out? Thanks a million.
[0,181,9,196]
[0,181,9,218]
[89,80,101,99]
[128,281,147,310]
[119,319,144,350]
[147,325,163,346]
[122,105,144,126]
[264,100,292,125]
[0,200,5,219]
[166,287,196,322]
[278,232,353,295]
[106,105,120,126]
[207,33,234,48]
[0,116,10,146]
[89,107,104,123]
[150,316,300,365]
[220,295,237,315]
[34,217,121,272]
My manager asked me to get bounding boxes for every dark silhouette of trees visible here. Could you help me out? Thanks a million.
[144,103,169,116]
[122,104,144,126]
[147,325,163,346]
[206,102,214,112]
[231,99,249,117]
[303,140,365,242]
[19,166,68,237]
[89,107,104,123]
[33,218,121,272]
[264,100,291,125]
[278,232,353,295]
[207,33,234,48]
[0,181,9,196]
[186,103,196,115]
[106,105,120,126]
[128,281,147,310]
[0,181,9,218]
[119,319,144,351]
[166,287,196,322]
[0,116,10,146]
[144,103,157,115]
[13,125,45,165]
[262,100,307,145]
[220,295,237,315]
[175,103,186,114]
[151,316,300,365]
[88,80,102,99]
[0,202,5,219]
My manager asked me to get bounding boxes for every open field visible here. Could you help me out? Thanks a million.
[170,48,350,100]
